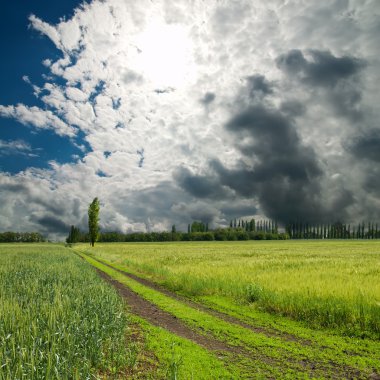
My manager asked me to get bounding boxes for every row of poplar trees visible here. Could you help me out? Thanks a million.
[285,222,380,239]
[229,219,379,239]
[229,219,279,234]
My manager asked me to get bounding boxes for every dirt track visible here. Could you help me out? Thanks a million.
[88,256,368,380]
[96,269,244,354]
[93,256,311,345]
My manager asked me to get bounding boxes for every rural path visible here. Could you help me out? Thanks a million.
[78,252,374,379]
[94,267,309,379]
[91,255,311,345]
[96,268,242,354]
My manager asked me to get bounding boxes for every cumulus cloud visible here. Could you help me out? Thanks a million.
[0,104,75,136]
[1,0,380,238]
[174,166,232,200]
[200,92,216,106]
[0,139,37,157]
[276,49,366,121]
[347,130,380,163]
[246,75,274,99]
[276,49,365,86]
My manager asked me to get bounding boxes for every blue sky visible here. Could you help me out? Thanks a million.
[0,0,379,239]
[0,1,86,173]
[0,1,82,104]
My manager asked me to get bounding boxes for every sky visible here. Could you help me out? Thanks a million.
[0,0,379,239]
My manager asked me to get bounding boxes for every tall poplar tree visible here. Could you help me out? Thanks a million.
[250,219,255,232]
[88,197,100,247]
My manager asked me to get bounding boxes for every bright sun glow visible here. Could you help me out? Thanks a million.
[135,23,195,88]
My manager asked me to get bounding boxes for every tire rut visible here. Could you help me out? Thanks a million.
[94,267,309,378]
[92,255,310,345]
[82,253,367,380]
[96,268,244,355]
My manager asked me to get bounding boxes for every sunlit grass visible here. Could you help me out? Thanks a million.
[79,250,380,378]
[0,244,131,379]
[79,240,380,338]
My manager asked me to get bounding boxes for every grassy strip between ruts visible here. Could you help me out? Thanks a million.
[130,315,243,379]
[77,249,380,379]
[78,241,380,340]
[81,249,380,361]
[0,244,132,379]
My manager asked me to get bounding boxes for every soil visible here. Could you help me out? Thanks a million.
[96,268,242,354]
[80,253,369,379]
[92,256,311,345]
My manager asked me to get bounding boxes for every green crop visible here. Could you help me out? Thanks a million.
[77,240,380,339]
[0,244,132,379]
[78,250,380,378]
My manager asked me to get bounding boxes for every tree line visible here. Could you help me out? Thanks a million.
[285,221,380,239]
[66,220,288,244]
[228,219,278,234]
[67,217,380,244]
[0,231,45,243]
[228,219,380,239]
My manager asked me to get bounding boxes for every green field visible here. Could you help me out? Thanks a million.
[77,240,380,339]
[1,241,380,379]
[0,244,134,379]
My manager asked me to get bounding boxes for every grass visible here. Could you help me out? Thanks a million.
[132,316,242,379]
[3,241,379,378]
[0,244,132,379]
[77,250,380,379]
[75,240,380,339]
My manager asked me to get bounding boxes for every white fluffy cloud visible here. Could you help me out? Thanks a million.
[0,104,75,136]
[1,0,379,238]
[0,139,37,157]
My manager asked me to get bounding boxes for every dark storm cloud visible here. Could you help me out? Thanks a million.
[212,71,359,223]
[275,49,307,75]
[345,129,380,196]
[276,49,366,121]
[173,69,347,224]
[193,101,328,224]
[176,54,366,224]
[220,203,258,219]
[280,101,306,118]
[123,182,179,219]
[114,182,189,225]
[276,49,365,87]
[1,180,63,215]
[113,182,222,230]
[363,169,380,194]
[174,166,230,199]
[200,92,216,105]
[330,83,363,121]
[115,179,261,230]
[31,197,66,215]
[224,105,319,168]
[35,215,70,233]
[246,75,273,99]
[210,144,327,225]
[329,188,355,214]
[71,198,82,219]
[185,207,215,224]
[0,177,87,238]
[172,201,219,224]
[347,129,380,162]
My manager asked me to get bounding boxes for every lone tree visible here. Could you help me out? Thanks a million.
[88,197,100,247]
